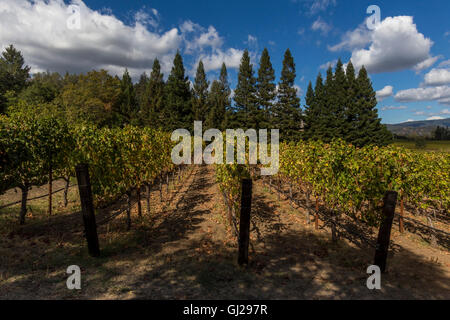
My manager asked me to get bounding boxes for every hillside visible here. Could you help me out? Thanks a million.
[386,118,450,137]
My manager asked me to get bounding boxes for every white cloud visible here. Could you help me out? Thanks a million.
[395,86,450,103]
[331,16,434,74]
[308,0,337,15]
[246,35,258,47]
[196,48,244,73]
[413,55,440,73]
[439,59,450,67]
[328,23,371,52]
[311,17,331,35]
[319,59,337,70]
[427,116,444,120]
[0,0,184,78]
[376,85,394,101]
[423,68,450,86]
[381,105,407,111]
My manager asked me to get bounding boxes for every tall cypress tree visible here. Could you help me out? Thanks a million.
[274,49,302,141]
[332,59,348,138]
[192,60,209,122]
[303,81,315,139]
[142,58,165,128]
[350,66,392,146]
[117,69,138,126]
[206,63,231,130]
[233,49,258,129]
[256,48,276,128]
[164,51,192,131]
[135,72,149,121]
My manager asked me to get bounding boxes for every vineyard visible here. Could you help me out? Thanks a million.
[0,117,449,299]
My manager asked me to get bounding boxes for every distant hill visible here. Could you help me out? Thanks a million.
[385,118,450,137]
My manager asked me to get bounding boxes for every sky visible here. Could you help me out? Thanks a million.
[0,0,449,124]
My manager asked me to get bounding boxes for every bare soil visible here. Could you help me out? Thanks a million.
[0,165,449,299]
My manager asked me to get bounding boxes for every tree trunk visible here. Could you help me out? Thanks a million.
[126,191,132,230]
[146,183,151,215]
[48,166,52,216]
[159,176,163,201]
[19,185,29,225]
[166,173,169,193]
[136,186,142,218]
[315,197,319,230]
[63,176,70,207]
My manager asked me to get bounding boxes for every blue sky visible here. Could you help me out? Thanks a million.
[0,0,449,124]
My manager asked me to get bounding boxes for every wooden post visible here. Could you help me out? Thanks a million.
[75,164,100,257]
[48,166,52,216]
[374,191,397,273]
[315,198,319,230]
[399,197,404,233]
[146,183,151,215]
[238,179,252,266]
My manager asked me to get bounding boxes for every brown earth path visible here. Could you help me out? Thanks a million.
[0,164,449,299]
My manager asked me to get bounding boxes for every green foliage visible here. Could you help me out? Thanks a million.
[141,58,165,128]
[164,51,193,131]
[273,49,302,141]
[279,140,449,226]
[0,45,31,114]
[117,69,139,126]
[206,63,231,130]
[192,60,209,123]
[233,50,259,130]
[256,48,276,129]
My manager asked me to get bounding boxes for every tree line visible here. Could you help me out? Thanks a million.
[0,44,391,146]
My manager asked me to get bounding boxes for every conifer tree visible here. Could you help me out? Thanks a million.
[117,69,139,126]
[233,50,259,129]
[206,63,231,130]
[256,48,276,128]
[135,72,149,119]
[274,49,302,141]
[192,60,209,122]
[303,81,315,139]
[350,66,392,146]
[164,51,192,131]
[0,45,31,113]
[142,58,165,127]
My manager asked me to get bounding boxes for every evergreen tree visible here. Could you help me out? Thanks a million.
[164,51,192,131]
[233,50,259,129]
[0,45,31,113]
[142,58,165,128]
[117,69,139,126]
[135,72,149,120]
[256,48,276,128]
[192,60,209,122]
[349,66,392,146]
[303,81,315,139]
[206,63,231,130]
[274,49,302,141]
[331,59,348,138]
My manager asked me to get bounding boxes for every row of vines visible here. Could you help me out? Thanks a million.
[215,138,449,232]
[0,113,175,225]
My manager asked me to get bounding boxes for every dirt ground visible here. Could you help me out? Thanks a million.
[0,165,449,299]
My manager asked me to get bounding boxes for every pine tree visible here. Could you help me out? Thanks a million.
[331,59,348,138]
[164,51,192,131]
[206,63,231,130]
[0,45,31,113]
[256,48,276,128]
[135,72,149,121]
[192,60,209,122]
[116,69,138,126]
[303,81,315,139]
[233,50,259,129]
[350,66,392,146]
[274,49,302,141]
[143,58,165,128]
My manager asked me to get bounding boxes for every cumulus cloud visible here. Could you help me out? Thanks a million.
[423,68,450,86]
[381,105,408,111]
[319,59,337,70]
[311,17,331,35]
[297,0,337,15]
[438,59,450,68]
[0,0,244,79]
[395,86,450,104]
[195,48,244,73]
[376,85,394,101]
[330,16,434,74]
[0,0,184,78]
[413,55,440,73]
